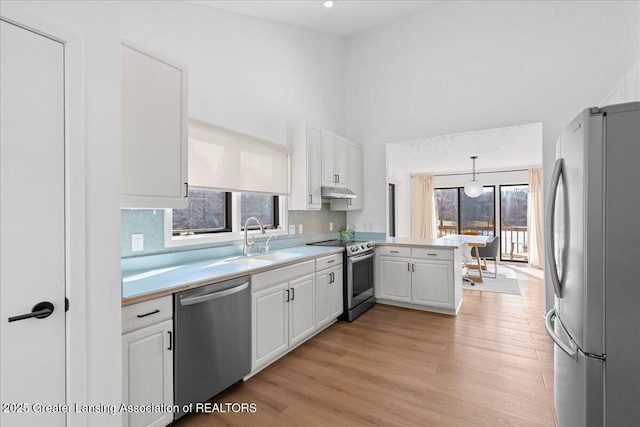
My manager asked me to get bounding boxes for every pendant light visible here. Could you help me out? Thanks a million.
[464,156,483,198]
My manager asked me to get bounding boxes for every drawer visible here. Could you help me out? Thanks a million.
[378,246,411,257]
[122,295,172,334]
[316,253,343,271]
[412,247,454,261]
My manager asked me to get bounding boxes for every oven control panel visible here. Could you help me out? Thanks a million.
[347,241,375,256]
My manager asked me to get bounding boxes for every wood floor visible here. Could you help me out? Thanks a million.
[178,265,555,427]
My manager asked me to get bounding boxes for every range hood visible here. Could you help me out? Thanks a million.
[321,186,357,199]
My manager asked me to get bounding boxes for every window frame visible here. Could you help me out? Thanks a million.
[499,184,529,263]
[164,192,288,248]
[172,189,233,236]
[435,186,496,237]
[240,194,280,231]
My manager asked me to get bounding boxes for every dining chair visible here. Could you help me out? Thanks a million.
[475,236,500,278]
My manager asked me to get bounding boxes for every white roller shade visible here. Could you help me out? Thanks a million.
[188,119,292,195]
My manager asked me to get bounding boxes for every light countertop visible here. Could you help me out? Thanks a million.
[375,236,466,249]
[122,245,343,305]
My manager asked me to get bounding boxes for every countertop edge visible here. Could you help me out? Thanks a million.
[122,247,344,306]
[375,241,463,249]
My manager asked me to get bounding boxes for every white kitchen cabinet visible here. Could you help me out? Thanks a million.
[321,130,349,188]
[378,257,412,302]
[330,266,344,319]
[376,246,462,315]
[289,122,322,210]
[121,296,173,427]
[253,282,289,367]
[121,39,188,208]
[330,142,363,211]
[289,274,316,347]
[251,261,317,372]
[412,260,453,309]
[316,263,343,328]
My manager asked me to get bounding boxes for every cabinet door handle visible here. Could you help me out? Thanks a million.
[136,309,159,318]
[291,288,295,301]
[328,259,335,263]
[330,272,334,283]
[412,264,415,272]
[285,289,290,302]
[348,199,352,206]
[390,250,399,253]
[337,175,340,183]
[427,253,437,257]
[167,331,172,351]
[184,182,189,197]
[309,194,312,204]
[407,263,410,271]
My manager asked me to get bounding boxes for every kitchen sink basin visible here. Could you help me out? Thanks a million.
[224,257,272,266]
[253,252,302,261]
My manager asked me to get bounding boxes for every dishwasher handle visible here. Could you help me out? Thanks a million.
[179,282,249,306]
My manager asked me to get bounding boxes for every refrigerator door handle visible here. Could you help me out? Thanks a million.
[545,157,564,298]
[545,308,577,359]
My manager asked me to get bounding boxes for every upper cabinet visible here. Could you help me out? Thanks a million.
[321,130,348,188]
[290,122,363,211]
[121,39,188,209]
[289,122,322,210]
[330,143,363,211]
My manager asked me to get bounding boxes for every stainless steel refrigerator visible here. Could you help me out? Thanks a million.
[545,102,640,426]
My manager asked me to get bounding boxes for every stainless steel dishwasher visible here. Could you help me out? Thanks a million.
[173,275,251,420]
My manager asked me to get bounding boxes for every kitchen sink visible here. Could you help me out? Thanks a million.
[253,252,301,261]
[224,257,272,266]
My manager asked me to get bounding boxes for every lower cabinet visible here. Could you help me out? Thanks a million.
[412,260,453,308]
[122,296,173,427]
[378,257,412,302]
[251,261,317,372]
[316,264,343,328]
[377,246,461,315]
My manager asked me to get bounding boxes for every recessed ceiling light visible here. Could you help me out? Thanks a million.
[323,1,334,8]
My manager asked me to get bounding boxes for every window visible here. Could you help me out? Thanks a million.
[435,187,495,237]
[172,188,232,235]
[240,193,279,230]
[500,184,529,262]
[167,190,287,247]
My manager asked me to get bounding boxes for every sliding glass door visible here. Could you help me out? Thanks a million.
[500,185,529,262]
[435,187,495,237]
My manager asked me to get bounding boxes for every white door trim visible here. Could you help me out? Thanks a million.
[0,11,87,427]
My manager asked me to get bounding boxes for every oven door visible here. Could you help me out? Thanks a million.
[347,251,374,308]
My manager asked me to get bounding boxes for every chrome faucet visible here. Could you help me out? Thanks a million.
[243,216,265,256]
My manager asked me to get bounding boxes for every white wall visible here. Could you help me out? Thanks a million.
[344,1,640,233]
[121,0,345,146]
[2,1,122,425]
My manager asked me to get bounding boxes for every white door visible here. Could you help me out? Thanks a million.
[252,283,289,369]
[330,266,344,319]
[289,274,316,347]
[412,260,453,308]
[379,257,412,302]
[315,270,331,328]
[122,320,174,427]
[307,125,322,209]
[320,130,336,186]
[1,20,66,426]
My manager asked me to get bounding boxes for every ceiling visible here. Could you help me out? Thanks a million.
[186,1,438,37]
[387,123,543,175]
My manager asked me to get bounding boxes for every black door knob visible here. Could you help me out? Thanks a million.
[8,302,54,322]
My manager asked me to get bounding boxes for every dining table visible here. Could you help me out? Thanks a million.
[437,234,492,283]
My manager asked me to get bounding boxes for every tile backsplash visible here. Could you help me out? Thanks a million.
[121,203,346,258]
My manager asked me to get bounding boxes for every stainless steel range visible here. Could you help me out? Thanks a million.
[309,240,375,321]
